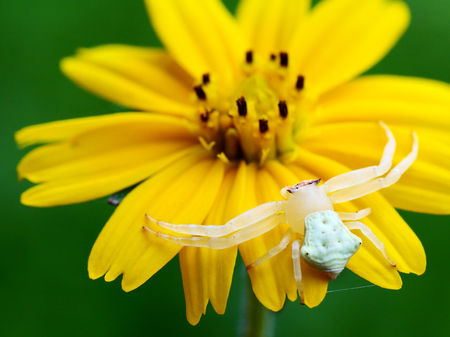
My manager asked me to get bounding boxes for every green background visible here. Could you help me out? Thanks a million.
[1,0,449,336]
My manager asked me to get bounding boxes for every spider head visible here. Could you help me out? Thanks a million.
[286,179,321,194]
[285,178,334,234]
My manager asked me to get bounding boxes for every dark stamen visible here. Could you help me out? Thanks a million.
[259,119,269,133]
[296,75,305,90]
[279,52,288,67]
[200,111,209,122]
[236,96,247,116]
[202,73,210,85]
[270,53,276,61]
[246,51,253,64]
[278,101,288,118]
[194,85,206,100]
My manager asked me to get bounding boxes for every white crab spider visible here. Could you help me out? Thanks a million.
[144,122,418,302]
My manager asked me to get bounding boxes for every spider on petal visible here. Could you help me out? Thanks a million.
[144,122,418,303]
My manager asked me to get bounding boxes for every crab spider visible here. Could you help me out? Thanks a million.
[144,122,418,302]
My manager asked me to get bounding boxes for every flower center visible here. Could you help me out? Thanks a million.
[188,51,317,165]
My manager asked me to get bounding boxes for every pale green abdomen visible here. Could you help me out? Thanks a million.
[300,210,362,279]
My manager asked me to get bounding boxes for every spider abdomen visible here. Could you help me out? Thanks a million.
[300,210,362,280]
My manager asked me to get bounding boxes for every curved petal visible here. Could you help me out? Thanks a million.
[315,75,450,145]
[302,122,450,214]
[88,153,225,292]
[145,0,247,85]
[239,162,298,311]
[288,0,410,94]
[61,46,195,116]
[287,148,425,286]
[179,169,239,325]
[18,114,199,206]
[300,257,329,307]
[15,112,179,148]
[236,0,310,56]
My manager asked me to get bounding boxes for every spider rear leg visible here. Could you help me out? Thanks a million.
[246,228,294,270]
[336,208,371,221]
[345,221,396,267]
[146,201,286,237]
[292,239,305,304]
[143,212,286,249]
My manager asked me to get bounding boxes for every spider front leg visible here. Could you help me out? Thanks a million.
[329,132,418,204]
[321,122,396,194]
[146,201,286,237]
[345,221,396,267]
[246,228,295,270]
[143,212,286,249]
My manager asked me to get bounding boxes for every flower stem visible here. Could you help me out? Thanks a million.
[238,267,276,337]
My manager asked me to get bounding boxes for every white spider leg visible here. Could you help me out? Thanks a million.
[281,186,290,199]
[146,201,286,237]
[246,228,295,270]
[336,208,371,221]
[329,132,418,204]
[321,122,396,194]
[292,239,305,304]
[143,212,286,249]
[345,221,396,267]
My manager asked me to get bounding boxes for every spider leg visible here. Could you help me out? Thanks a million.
[146,201,286,237]
[345,221,396,267]
[246,228,294,270]
[329,132,418,204]
[143,212,286,249]
[292,239,305,304]
[281,186,290,199]
[336,208,371,221]
[321,122,396,194]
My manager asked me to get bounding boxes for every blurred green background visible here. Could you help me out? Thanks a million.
[1,0,449,336]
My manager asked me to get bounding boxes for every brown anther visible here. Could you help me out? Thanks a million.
[246,51,253,64]
[202,73,210,85]
[236,96,247,117]
[270,53,276,61]
[296,75,305,90]
[200,111,209,122]
[278,101,288,118]
[279,52,288,67]
[194,85,206,100]
[259,119,269,133]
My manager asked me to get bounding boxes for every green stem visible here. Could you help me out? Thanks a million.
[238,268,276,337]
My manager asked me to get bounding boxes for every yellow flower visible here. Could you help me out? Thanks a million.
[16,0,450,325]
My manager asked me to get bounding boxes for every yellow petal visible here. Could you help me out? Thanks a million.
[236,0,310,56]
[289,0,410,94]
[300,256,329,307]
[18,114,199,206]
[346,235,403,289]
[350,194,426,276]
[88,153,225,292]
[18,113,195,180]
[61,54,195,116]
[239,162,298,311]
[302,122,450,214]
[145,0,247,85]
[179,169,239,325]
[15,112,175,148]
[315,75,450,145]
[61,45,194,116]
